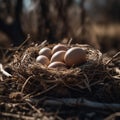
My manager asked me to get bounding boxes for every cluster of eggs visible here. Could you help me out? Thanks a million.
[36,44,86,69]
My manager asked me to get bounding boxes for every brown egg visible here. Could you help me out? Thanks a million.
[50,50,66,63]
[64,47,86,67]
[39,47,52,59]
[48,61,66,69]
[52,44,67,54]
[36,55,50,66]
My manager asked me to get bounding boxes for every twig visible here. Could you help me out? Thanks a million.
[113,75,120,79]
[40,40,48,46]
[105,51,120,66]
[17,34,31,51]
[1,34,31,64]
[30,84,57,98]
[44,98,120,110]
[104,112,120,120]
[25,100,43,116]
[38,40,48,48]
[21,76,33,93]
[67,38,73,46]
[0,63,12,77]
[83,73,91,92]
[0,112,35,120]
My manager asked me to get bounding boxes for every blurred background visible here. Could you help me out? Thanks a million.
[0,0,120,53]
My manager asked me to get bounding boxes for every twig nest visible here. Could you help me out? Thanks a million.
[52,44,68,54]
[39,47,52,59]
[36,55,50,66]
[48,61,66,69]
[64,47,86,66]
[50,50,66,63]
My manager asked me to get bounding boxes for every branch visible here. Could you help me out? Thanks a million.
[42,98,120,110]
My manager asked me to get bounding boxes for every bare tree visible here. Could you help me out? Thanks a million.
[0,0,25,46]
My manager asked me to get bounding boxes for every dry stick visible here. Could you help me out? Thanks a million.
[105,51,120,66]
[83,73,91,92]
[61,81,82,92]
[30,84,57,98]
[113,75,120,79]
[25,101,43,116]
[0,34,30,57]
[39,40,48,46]
[0,112,35,120]
[37,40,48,50]
[104,112,120,120]
[16,34,31,51]
[1,34,31,64]
[21,52,27,63]
[0,63,12,77]
[106,70,116,81]
[44,98,120,110]
[67,38,73,46]
[21,76,33,93]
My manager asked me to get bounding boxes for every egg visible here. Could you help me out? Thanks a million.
[50,50,66,63]
[52,44,67,54]
[64,47,86,66]
[36,55,50,66]
[39,47,52,59]
[48,61,66,69]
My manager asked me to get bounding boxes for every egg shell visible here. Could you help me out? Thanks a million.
[52,44,67,54]
[48,61,66,69]
[39,47,52,59]
[64,47,86,66]
[36,55,50,66]
[50,50,66,63]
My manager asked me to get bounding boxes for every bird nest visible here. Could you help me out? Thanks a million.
[1,41,120,119]
[5,41,112,99]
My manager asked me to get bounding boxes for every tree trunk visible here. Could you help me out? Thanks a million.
[0,0,25,46]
